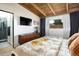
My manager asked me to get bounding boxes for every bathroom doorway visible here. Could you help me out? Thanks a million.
[0,10,14,48]
[0,18,7,42]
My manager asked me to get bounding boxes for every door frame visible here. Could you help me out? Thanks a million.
[0,10,14,48]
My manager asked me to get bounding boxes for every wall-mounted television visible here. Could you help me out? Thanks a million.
[20,16,32,26]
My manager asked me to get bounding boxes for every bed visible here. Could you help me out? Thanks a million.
[11,37,70,56]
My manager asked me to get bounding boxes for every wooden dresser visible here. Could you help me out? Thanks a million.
[18,33,40,45]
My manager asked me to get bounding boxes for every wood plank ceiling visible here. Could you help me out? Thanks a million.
[19,3,79,17]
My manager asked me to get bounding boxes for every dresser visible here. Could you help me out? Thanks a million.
[18,33,40,45]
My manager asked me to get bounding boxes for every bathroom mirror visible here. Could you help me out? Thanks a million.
[0,10,14,48]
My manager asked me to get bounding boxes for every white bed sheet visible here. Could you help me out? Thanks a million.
[12,37,70,56]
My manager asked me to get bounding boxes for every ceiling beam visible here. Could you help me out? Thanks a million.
[47,3,56,15]
[66,3,69,13]
[31,3,47,16]
[19,3,44,17]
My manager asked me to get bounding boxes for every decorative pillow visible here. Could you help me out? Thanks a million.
[31,40,41,46]
[31,37,48,46]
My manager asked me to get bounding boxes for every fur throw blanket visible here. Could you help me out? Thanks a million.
[68,33,79,56]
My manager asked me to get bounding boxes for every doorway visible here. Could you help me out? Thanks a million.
[0,10,14,48]
[0,18,7,42]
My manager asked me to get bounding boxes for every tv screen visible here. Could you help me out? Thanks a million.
[20,16,32,25]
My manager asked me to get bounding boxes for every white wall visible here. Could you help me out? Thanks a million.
[0,3,40,47]
[46,14,70,39]
[0,3,40,36]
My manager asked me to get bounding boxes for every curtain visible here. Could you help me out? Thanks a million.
[40,17,46,37]
[70,11,79,37]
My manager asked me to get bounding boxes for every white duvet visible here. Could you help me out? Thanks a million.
[12,37,69,56]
